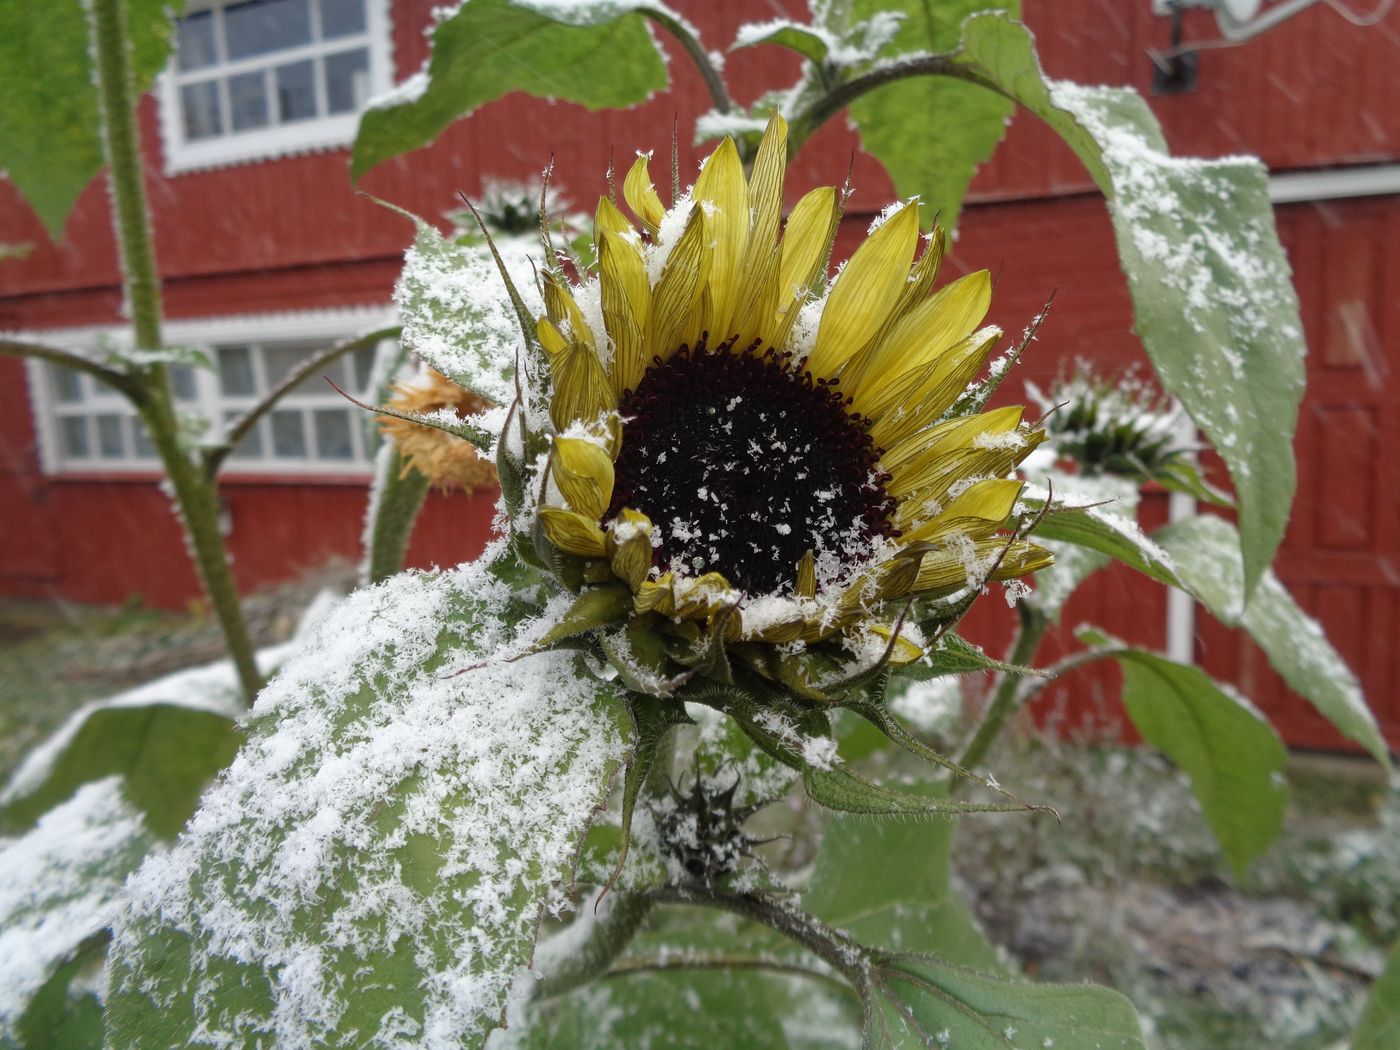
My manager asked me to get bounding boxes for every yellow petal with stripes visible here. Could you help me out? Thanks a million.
[646,205,711,361]
[806,201,920,378]
[623,153,665,237]
[692,137,748,340]
[764,186,840,350]
[538,507,608,558]
[552,436,615,519]
[598,229,651,395]
[550,343,616,430]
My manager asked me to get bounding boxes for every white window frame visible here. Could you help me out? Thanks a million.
[21,306,397,479]
[156,0,395,174]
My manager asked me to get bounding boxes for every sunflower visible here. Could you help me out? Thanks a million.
[380,367,498,492]
[531,114,1050,685]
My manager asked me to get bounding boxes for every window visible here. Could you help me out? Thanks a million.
[29,312,397,476]
[158,0,393,172]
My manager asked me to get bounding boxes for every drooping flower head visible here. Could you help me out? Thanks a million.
[525,115,1050,692]
[380,368,498,492]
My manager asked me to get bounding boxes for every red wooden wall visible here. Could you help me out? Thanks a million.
[1,0,1397,750]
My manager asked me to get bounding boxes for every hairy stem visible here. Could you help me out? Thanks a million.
[364,450,431,585]
[0,339,139,398]
[649,886,871,998]
[787,52,995,155]
[532,893,655,1001]
[644,9,733,116]
[954,603,1050,777]
[90,0,261,704]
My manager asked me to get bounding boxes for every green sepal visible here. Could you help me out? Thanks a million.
[537,585,632,648]
[599,616,694,697]
[603,694,693,893]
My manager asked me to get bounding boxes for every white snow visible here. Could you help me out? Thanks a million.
[0,779,153,1036]
[106,552,629,1047]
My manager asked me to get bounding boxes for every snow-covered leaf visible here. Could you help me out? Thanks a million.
[1024,473,1141,620]
[1355,937,1400,1050]
[731,19,831,64]
[0,0,184,238]
[845,1,1019,230]
[901,633,1045,679]
[1155,514,1390,767]
[10,933,107,1050]
[1024,483,1182,593]
[352,0,669,179]
[1079,629,1287,876]
[395,218,545,410]
[805,783,1002,968]
[948,13,1303,598]
[0,779,154,1041]
[866,951,1146,1049]
[104,556,630,1049]
[0,704,241,840]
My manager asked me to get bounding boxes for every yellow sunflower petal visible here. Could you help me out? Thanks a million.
[763,186,840,350]
[691,137,748,340]
[537,317,569,358]
[594,195,635,242]
[847,269,991,405]
[868,326,1000,449]
[544,272,594,350]
[623,152,665,237]
[901,478,1024,544]
[730,114,788,341]
[881,405,1025,477]
[795,549,816,599]
[550,343,616,430]
[598,229,651,395]
[869,624,925,666]
[538,507,607,558]
[552,436,615,519]
[635,572,677,616]
[607,508,654,590]
[806,201,920,378]
[911,539,1053,593]
[646,204,711,362]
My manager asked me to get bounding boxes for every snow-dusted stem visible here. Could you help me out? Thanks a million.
[0,339,139,397]
[644,10,732,116]
[650,887,871,996]
[90,0,260,704]
[532,893,655,1001]
[89,0,162,351]
[786,53,986,155]
[954,604,1050,777]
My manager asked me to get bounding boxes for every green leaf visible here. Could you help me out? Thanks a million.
[866,952,1146,1049]
[0,0,183,239]
[394,215,545,408]
[12,935,108,1050]
[1025,488,1181,595]
[951,13,1304,597]
[1355,937,1400,1050]
[607,694,691,887]
[0,704,242,840]
[1081,630,1287,876]
[352,0,668,179]
[537,585,633,647]
[1022,473,1142,621]
[104,556,630,1049]
[1154,514,1390,767]
[0,780,154,1040]
[902,633,1046,680]
[513,967,835,1048]
[732,20,831,64]
[805,783,1003,969]
[845,2,1019,229]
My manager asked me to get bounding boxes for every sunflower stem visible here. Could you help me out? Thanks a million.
[644,9,733,117]
[953,603,1050,779]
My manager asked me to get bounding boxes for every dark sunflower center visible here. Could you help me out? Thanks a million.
[609,335,896,594]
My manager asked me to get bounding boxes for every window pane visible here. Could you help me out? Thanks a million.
[60,417,90,459]
[218,346,256,396]
[225,411,264,459]
[181,80,223,141]
[324,47,369,114]
[265,343,346,395]
[313,409,354,460]
[50,364,84,403]
[130,418,156,459]
[351,344,377,391]
[229,70,270,132]
[225,0,310,60]
[275,59,317,122]
[169,363,198,401]
[176,10,218,71]
[319,0,366,39]
[270,409,307,457]
[96,414,125,459]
